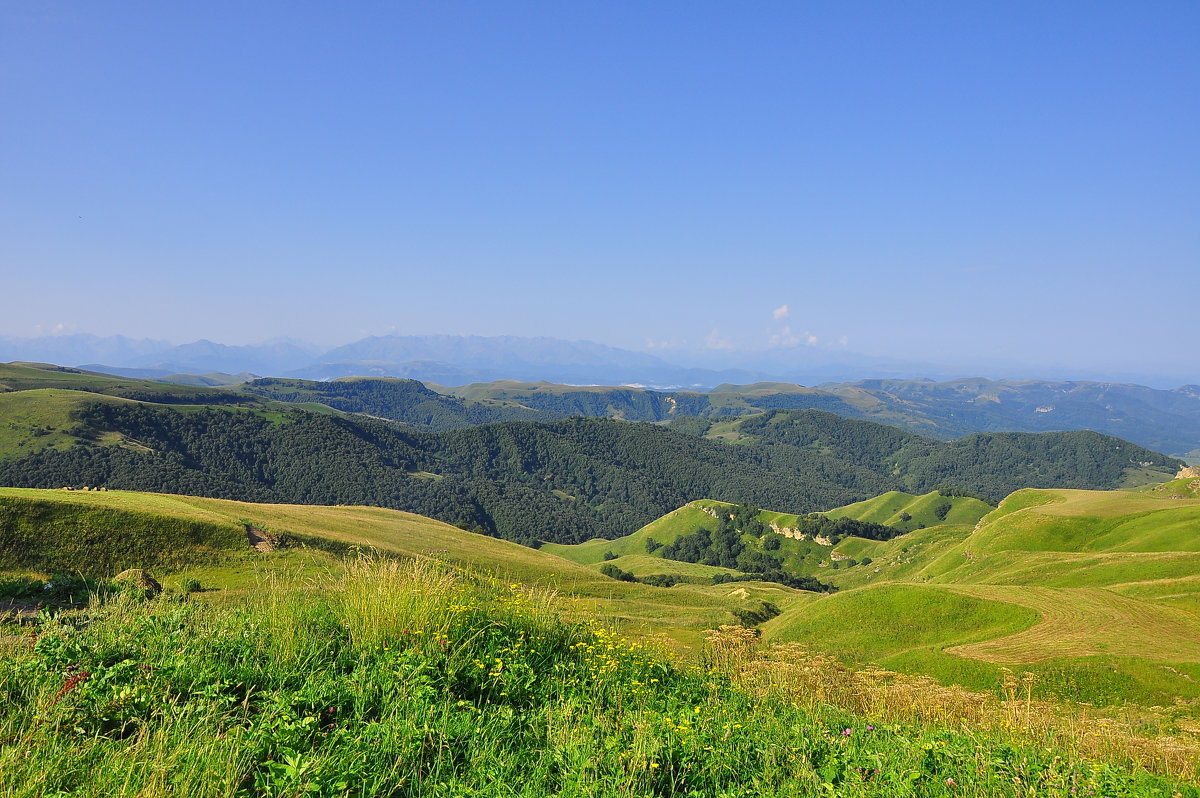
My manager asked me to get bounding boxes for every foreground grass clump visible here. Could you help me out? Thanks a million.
[0,560,1195,797]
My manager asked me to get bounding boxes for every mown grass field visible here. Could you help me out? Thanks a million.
[943,584,1200,663]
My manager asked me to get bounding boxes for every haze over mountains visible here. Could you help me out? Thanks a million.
[3,332,1199,458]
[1,331,1194,389]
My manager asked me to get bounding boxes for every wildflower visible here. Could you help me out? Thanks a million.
[946,778,956,787]
[842,728,852,737]
[867,725,875,731]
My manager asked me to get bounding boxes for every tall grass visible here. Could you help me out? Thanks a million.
[704,626,1200,781]
[0,560,1195,797]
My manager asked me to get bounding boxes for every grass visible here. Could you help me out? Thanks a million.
[10,481,1200,732]
[825,490,992,532]
[543,501,728,565]
[942,585,1200,664]
[545,484,1200,708]
[0,362,223,401]
[1,559,1196,796]
[1139,476,1200,499]
[764,584,1039,668]
[0,390,138,460]
[0,488,801,652]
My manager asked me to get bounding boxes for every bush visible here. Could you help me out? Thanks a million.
[638,574,681,588]
[598,563,636,582]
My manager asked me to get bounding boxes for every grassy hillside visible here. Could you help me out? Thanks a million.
[825,490,992,531]
[0,488,804,649]
[0,362,242,404]
[0,365,1182,548]
[4,488,1200,789]
[807,487,1200,704]
[543,500,731,565]
[551,482,1200,707]
[5,559,1195,795]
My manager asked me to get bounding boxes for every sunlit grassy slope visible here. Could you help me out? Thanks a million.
[794,487,1200,703]
[0,487,801,649]
[0,389,155,459]
[0,385,337,461]
[8,480,1200,705]
[825,490,992,531]
[550,484,1200,706]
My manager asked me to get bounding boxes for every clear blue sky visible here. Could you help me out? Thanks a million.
[2,1,1196,379]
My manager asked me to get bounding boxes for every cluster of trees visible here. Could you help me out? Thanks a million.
[597,563,683,588]
[656,505,838,592]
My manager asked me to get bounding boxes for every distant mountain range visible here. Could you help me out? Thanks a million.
[2,333,1197,456]
[0,333,768,388]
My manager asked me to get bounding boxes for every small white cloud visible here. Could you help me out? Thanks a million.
[768,325,801,348]
[772,304,789,320]
[838,335,849,348]
[705,328,734,350]
[805,333,818,346]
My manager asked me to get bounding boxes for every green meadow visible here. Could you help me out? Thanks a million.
[4,480,1200,793]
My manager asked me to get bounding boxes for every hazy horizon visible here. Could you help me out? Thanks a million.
[3,3,1196,382]
[1,327,1195,389]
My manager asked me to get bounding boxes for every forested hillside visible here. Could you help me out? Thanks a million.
[733,409,1178,502]
[0,394,1179,545]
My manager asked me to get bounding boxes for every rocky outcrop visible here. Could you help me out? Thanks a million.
[1177,466,1200,479]
[768,522,806,540]
[113,569,162,598]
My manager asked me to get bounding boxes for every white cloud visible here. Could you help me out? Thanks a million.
[704,328,734,350]
[772,304,789,320]
[768,325,801,348]
[806,333,818,346]
[838,335,849,348]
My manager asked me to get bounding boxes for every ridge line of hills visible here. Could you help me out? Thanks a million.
[5,360,1200,457]
[0,362,1182,547]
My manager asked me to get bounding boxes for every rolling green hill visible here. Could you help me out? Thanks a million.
[0,487,808,648]
[7,479,1200,786]
[794,486,1200,704]
[0,363,1183,549]
[0,362,244,404]
[0,395,1174,547]
[240,376,558,429]
[551,482,1200,707]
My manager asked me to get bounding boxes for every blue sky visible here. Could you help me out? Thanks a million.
[2,1,1196,380]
